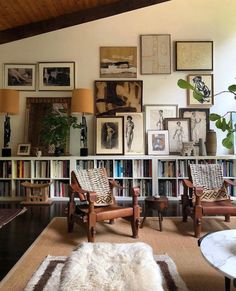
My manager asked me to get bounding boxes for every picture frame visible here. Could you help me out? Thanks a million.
[95,116,124,155]
[164,118,191,154]
[17,143,31,156]
[95,80,143,116]
[175,41,213,71]
[147,130,169,155]
[100,46,137,78]
[140,34,171,74]
[187,74,214,107]
[3,63,36,91]
[144,104,178,132]
[116,112,144,155]
[38,62,75,91]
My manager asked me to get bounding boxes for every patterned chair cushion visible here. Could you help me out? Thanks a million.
[190,164,229,202]
[73,168,113,206]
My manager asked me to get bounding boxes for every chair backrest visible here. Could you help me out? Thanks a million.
[72,168,113,206]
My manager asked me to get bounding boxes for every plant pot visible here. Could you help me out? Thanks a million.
[205,130,217,156]
[54,147,64,157]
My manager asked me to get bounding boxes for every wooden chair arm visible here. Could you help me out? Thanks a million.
[183,179,194,188]
[224,179,236,187]
[109,179,124,189]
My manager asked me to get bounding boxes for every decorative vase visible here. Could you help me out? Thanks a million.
[205,130,217,156]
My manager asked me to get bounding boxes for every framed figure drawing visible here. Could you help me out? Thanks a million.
[116,113,144,155]
[148,130,169,155]
[95,116,124,155]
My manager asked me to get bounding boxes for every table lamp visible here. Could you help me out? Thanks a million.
[0,89,19,157]
[71,88,94,156]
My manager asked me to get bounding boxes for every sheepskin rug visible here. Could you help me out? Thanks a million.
[59,242,163,291]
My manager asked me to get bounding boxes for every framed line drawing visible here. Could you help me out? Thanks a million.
[140,34,171,74]
[187,74,214,107]
[95,80,143,116]
[148,130,169,155]
[4,63,36,91]
[145,104,178,132]
[17,143,31,156]
[164,118,191,154]
[116,112,144,155]
[100,46,137,78]
[38,62,75,91]
[175,41,213,71]
[95,116,124,155]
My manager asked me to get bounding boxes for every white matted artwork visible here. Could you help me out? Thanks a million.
[148,130,169,155]
[116,112,144,155]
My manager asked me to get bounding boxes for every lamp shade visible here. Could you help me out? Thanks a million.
[71,88,93,114]
[0,89,19,115]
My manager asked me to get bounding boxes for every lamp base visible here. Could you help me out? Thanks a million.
[2,148,11,157]
[80,148,88,156]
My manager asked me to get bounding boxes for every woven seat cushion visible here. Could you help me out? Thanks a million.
[73,168,113,206]
[190,164,229,202]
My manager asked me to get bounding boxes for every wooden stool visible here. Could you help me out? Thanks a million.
[21,181,51,204]
[140,196,168,231]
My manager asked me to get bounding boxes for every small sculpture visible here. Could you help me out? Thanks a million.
[181,141,195,156]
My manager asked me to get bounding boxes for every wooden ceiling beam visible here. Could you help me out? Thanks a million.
[0,0,170,44]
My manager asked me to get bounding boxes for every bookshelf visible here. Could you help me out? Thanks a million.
[0,155,235,201]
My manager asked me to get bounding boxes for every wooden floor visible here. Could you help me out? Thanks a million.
[0,200,182,281]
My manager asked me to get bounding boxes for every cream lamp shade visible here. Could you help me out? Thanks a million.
[71,88,94,114]
[0,89,19,114]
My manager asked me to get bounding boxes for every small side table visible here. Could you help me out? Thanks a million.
[140,196,168,231]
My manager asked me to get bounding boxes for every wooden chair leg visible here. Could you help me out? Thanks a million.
[109,219,115,224]
[225,214,230,222]
[194,205,203,238]
[67,201,75,232]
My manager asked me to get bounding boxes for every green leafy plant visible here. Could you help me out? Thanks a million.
[177,79,236,149]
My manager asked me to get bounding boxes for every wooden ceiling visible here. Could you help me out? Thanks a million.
[0,0,170,45]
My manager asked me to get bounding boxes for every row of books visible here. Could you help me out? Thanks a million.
[76,160,94,170]
[112,179,152,197]
[51,161,69,178]
[0,161,12,178]
[0,181,11,196]
[34,161,50,178]
[15,161,31,178]
[53,181,69,197]
[158,161,176,177]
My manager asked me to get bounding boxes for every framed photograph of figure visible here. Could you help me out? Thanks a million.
[94,80,143,116]
[4,63,36,91]
[187,74,214,107]
[147,130,169,155]
[95,116,124,155]
[144,104,178,132]
[116,112,144,155]
[38,62,75,91]
[164,118,191,154]
[17,143,31,156]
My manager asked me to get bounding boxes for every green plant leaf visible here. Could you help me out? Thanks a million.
[193,91,204,103]
[215,119,223,129]
[221,118,227,131]
[228,84,236,92]
[177,79,194,90]
[209,113,221,121]
[222,133,234,149]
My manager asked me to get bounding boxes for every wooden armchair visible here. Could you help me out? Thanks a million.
[67,168,141,242]
[182,163,236,238]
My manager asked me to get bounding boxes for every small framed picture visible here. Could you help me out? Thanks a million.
[17,143,31,156]
[164,118,191,154]
[148,130,169,155]
[95,116,124,155]
[38,62,75,91]
[4,63,36,91]
[187,74,214,107]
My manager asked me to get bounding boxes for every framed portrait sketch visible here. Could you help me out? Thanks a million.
[175,41,213,71]
[145,104,178,132]
[116,112,144,155]
[147,130,169,155]
[95,116,124,155]
[95,80,143,116]
[17,143,31,156]
[187,74,214,107]
[4,63,36,91]
[140,34,171,74]
[38,62,75,91]
[100,47,137,78]
[164,118,191,154]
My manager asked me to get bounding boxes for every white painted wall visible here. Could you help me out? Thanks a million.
[0,0,235,156]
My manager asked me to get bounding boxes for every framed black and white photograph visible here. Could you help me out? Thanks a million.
[175,41,213,71]
[95,116,124,155]
[187,74,214,107]
[164,118,191,154]
[17,143,31,156]
[148,130,169,155]
[116,112,144,155]
[140,34,171,74]
[95,80,143,116]
[145,104,178,132]
[4,63,36,91]
[38,62,75,91]
[100,46,137,78]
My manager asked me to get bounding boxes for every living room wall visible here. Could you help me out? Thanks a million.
[0,0,235,156]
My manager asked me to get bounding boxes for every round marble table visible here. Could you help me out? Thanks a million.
[200,229,236,291]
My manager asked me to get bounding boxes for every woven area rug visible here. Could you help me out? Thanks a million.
[24,254,188,291]
[0,207,27,228]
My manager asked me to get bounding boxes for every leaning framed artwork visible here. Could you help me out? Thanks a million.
[147,130,169,155]
[175,41,213,71]
[95,116,124,155]
[17,143,31,156]
[4,63,36,91]
[95,80,143,116]
[38,62,75,91]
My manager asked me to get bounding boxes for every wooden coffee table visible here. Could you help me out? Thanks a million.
[140,196,168,231]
